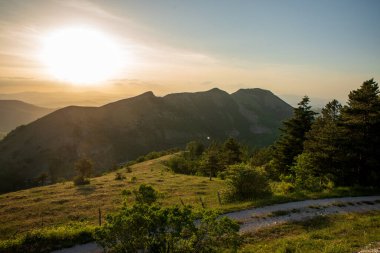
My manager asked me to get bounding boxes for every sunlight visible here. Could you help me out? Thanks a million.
[39,26,124,85]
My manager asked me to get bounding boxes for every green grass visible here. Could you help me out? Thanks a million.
[268,210,292,217]
[0,154,379,250]
[0,223,95,253]
[0,155,234,241]
[240,211,380,253]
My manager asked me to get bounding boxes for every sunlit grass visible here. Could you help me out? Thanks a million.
[0,154,378,242]
[0,155,230,240]
[239,211,380,253]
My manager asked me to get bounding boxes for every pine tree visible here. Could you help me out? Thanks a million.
[340,79,380,185]
[222,137,242,165]
[301,100,347,185]
[272,96,316,177]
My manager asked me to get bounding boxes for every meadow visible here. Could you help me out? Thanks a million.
[0,154,379,252]
[240,211,380,253]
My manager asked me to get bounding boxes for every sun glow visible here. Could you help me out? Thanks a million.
[39,26,124,85]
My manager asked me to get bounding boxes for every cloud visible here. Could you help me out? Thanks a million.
[56,0,126,22]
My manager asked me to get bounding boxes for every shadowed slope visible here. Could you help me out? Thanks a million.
[0,88,292,193]
[0,100,54,132]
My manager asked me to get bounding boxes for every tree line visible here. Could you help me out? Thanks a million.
[272,78,380,189]
[166,79,380,199]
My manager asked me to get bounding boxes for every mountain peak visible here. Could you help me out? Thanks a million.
[207,87,226,93]
[137,91,155,97]
[233,88,273,96]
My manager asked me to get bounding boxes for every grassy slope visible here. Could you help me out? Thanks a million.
[240,211,380,253]
[0,154,378,242]
[0,155,234,240]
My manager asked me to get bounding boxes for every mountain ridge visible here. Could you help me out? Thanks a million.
[0,88,293,193]
[0,100,54,133]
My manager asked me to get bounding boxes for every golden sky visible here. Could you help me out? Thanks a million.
[0,0,379,106]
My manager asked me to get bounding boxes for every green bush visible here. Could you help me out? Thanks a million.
[270,181,295,195]
[164,155,196,175]
[225,164,271,201]
[292,153,334,192]
[95,185,241,253]
[133,184,157,204]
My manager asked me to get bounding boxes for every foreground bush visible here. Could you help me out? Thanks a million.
[0,223,95,253]
[95,185,241,252]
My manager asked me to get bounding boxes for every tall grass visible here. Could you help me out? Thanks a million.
[0,223,95,253]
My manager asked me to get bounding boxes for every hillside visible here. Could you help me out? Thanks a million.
[0,88,292,193]
[0,100,54,133]
[1,154,377,244]
[0,155,229,240]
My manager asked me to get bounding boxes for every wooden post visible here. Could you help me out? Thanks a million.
[217,191,222,205]
[98,208,102,226]
[199,197,205,208]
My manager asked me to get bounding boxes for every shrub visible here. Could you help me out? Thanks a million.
[225,164,270,201]
[94,185,240,253]
[73,176,90,186]
[130,176,137,183]
[114,172,125,180]
[164,155,195,175]
[292,153,334,191]
[270,181,295,195]
[133,184,157,204]
[125,166,132,173]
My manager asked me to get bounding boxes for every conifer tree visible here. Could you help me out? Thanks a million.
[340,79,380,185]
[272,96,316,177]
[299,100,346,185]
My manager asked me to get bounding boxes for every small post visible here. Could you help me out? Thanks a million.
[180,198,185,206]
[217,191,222,205]
[98,208,102,226]
[199,197,205,208]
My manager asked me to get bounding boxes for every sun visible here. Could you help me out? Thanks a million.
[39,26,124,85]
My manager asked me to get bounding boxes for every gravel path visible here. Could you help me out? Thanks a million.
[52,195,380,253]
[223,195,380,233]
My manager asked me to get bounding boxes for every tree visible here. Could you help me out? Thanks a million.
[185,141,205,160]
[221,138,242,166]
[340,79,380,185]
[298,100,347,185]
[95,185,240,253]
[200,147,221,180]
[75,158,93,178]
[73,158,93,185]
[272,96,316,177]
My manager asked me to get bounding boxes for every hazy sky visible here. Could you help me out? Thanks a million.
[0,0,379,104]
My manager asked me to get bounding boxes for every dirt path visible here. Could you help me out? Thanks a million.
[52,195,380,253]
[222,195,380,233]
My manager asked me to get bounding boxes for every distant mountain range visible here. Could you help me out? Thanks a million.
[0,91,124,108]
[0,100,54,133]
[0,88,293,193]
